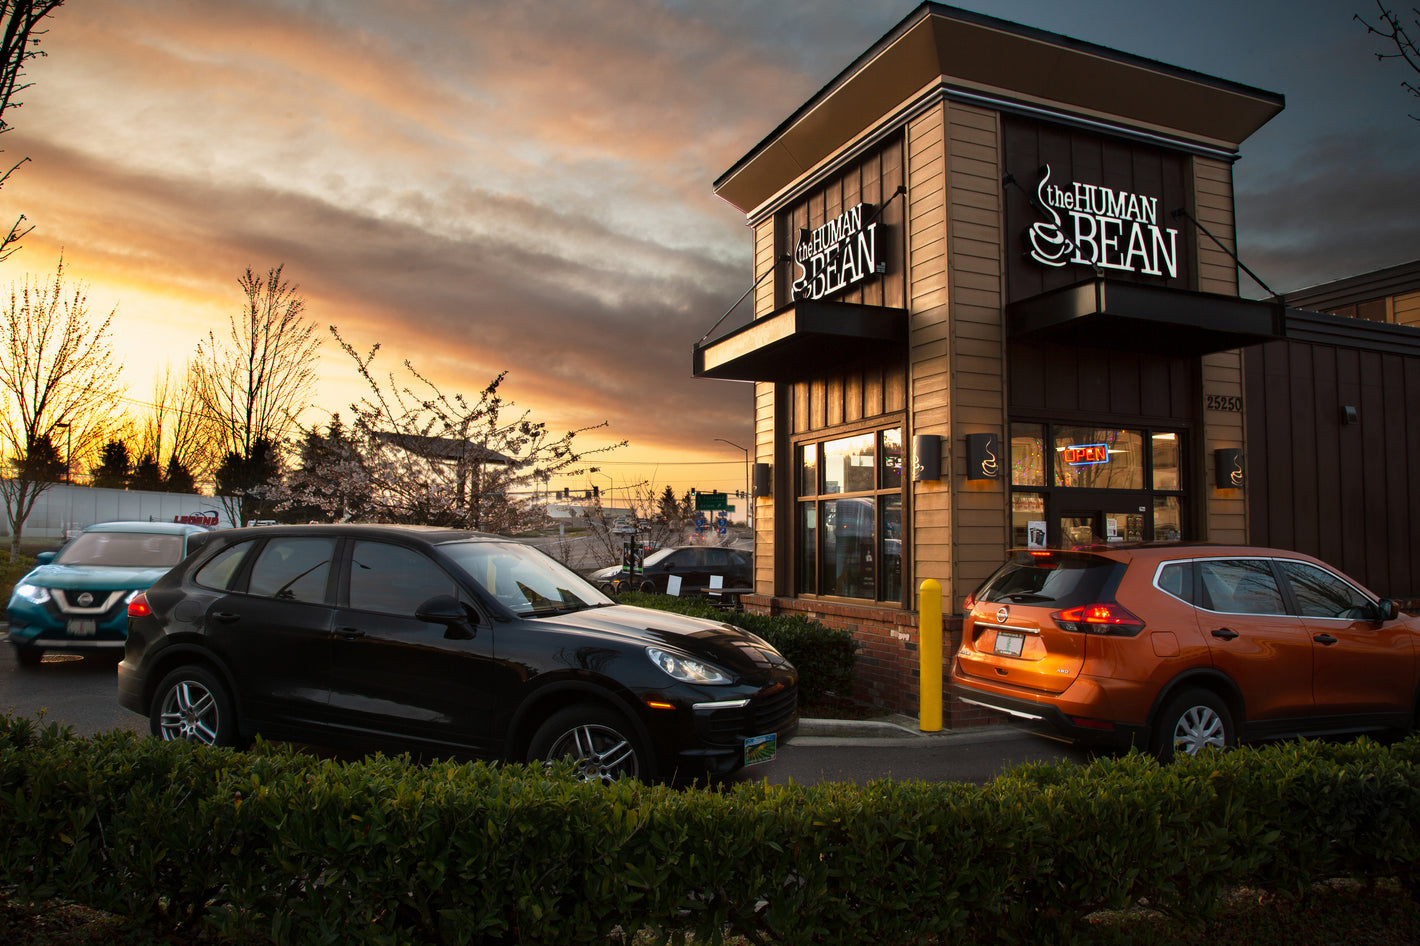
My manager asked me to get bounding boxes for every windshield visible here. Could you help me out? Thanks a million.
[443,540,612,617]
[56,531,186,568]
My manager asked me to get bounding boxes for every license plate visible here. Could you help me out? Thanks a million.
[744,733,777,766]
[68,619,98,637]
[993,631,1025,657]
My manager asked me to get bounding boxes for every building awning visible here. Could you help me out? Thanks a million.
[693,300,907,383]
[1007,279,1285,355]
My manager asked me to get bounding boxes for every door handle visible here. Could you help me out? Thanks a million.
[211,611,240,623]
[1211,627,1239,641]
[336,627,366,640]
[1314,633,1338,646]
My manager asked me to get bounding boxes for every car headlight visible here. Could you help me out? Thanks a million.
[646,646,731,685]
[12,582,51,606]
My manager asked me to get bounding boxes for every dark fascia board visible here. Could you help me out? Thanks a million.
[1282,258,1420,312]
[1008,279,1285,355]
[714,3,1284,215]
[693,301,907,383]
[1280,306,1420,358]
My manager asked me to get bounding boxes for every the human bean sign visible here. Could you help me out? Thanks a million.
[1025,164,1179,279]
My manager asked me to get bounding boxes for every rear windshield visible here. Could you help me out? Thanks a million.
[974,551,1123,608]
[56,531,185,568]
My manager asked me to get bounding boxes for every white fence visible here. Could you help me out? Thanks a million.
[1,483,237,541]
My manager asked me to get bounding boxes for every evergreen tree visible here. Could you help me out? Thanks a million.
[90,440,131,489]
[163,454,196,494]
[129,452,164,491]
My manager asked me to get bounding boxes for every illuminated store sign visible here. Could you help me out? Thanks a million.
[1026,165,1178,278]
[793,202,883,301]
[1063,443,1109,466]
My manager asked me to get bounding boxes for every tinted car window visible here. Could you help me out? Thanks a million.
[248,538,335,603]
[975,552,1120,608]
[1156,561,1194,603]
[349,541,457,616]
[1197,560,1287,615]
[443,540,608,617]
[57,531,185,567]
[194,541,254,591]
[1278,560,1375,619]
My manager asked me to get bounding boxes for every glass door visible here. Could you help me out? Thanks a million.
[1058,501,1149,547]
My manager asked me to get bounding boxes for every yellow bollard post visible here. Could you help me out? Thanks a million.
[919,578,943,732]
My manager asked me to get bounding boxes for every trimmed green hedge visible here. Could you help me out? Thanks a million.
[3,713,1418,945]
[614,590,859,703]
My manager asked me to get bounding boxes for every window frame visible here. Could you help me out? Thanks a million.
[793,423,908,605]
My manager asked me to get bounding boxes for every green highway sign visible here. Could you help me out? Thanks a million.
[695,491,728,511]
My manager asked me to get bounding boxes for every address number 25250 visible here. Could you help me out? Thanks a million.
[1206,394,1243,412]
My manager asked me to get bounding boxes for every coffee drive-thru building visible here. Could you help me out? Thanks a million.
[693,3,1420,721]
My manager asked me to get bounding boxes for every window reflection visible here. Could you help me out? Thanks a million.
[823,433,875,494]
[1053,427,1144,489]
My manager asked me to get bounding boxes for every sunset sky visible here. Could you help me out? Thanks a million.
[1,0,1416,515]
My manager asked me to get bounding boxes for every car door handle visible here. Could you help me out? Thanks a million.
[1314,633,1339,646]
[1211,627,1239,641]
[212,611,241,623]
[336,627,365,640]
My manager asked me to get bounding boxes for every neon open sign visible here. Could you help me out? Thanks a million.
[1063,443,1109,466]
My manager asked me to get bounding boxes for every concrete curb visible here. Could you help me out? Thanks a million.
[795,715,1021,747]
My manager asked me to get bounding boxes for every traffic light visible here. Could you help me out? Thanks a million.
[593,485,600,497]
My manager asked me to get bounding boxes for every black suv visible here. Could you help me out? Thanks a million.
[117,524,797,781]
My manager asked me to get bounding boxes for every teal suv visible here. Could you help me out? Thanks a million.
[7,521,211,667]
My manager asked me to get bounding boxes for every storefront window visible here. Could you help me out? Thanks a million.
[1008,422,1187,547]
[1011,423,1045,487]
[1152,433,1180,490]
[1012,493,1047,548]
[822,433,875,493]
[798,444,817,497]
[880,429,903,488]
[1053,427,1144,489]
[797,425,905,603]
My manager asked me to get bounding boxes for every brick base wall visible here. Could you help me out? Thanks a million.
[743,595,1004,730]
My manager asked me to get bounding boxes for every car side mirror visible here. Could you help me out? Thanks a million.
[36,551,55,565]
[1379,598,1401,622]
[416,594,478,638]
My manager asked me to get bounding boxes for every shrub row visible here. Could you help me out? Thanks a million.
[614,590,859,703]
[3,713,1418,945]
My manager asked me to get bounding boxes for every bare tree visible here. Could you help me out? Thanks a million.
[191,265,320,524]
[0,1,65,261]
[1358,2,1420,119]
[137,362,217,488]
[0,255,124,555]
[283,327,624,533]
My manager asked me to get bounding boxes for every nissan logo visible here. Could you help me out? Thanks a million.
[996,607,1009,624]
[77,592,94,607]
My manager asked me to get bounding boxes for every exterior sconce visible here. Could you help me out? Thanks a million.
[965,432,1001,481]
[752,462,771,497]
[1341,405,1359,425]
[1214,448,1244,489]
[912,434,941,482]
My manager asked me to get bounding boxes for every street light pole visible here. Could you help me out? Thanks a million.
[713,438,750,527]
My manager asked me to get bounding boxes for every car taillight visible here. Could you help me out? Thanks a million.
[127,593,152,618]
[1052,602,1144,636]
[963,593,976,612]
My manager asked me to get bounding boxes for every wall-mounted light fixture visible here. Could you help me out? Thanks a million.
[1341,405,1359,425]
[912,434,941,482]
[1214,448,1244,489]
[965,433,1001,481]
[752,462,771,497]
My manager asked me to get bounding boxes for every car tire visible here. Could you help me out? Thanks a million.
[150,665,239,748]
[527,704,649,783]
[13,644,43,668]
[638,580,657,593]
[1152,688,1233,762]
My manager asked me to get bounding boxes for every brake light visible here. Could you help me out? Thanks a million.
[1052,603,1144,636]
[963,593,976,611]
[127,593,152,618]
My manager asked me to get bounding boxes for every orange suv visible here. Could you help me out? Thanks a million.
[951,545,1420,759]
